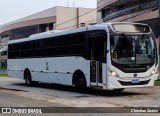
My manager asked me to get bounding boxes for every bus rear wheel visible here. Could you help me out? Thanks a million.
[25,71,33,86]
[75,76,87,91]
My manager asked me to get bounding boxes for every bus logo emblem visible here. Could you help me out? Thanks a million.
[134,74,137,77]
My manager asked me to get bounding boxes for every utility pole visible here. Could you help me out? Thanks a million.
[158,0,160,80]
[77,8,79,28]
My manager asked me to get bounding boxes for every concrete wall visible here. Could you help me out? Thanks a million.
[56,6,96,30]
[56,7,78,30]
[78,8,97,26]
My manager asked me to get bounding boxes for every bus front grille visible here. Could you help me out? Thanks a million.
[118,79,151,86]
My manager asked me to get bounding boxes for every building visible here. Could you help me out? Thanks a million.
[0,6,96,73]
[97,0,160,37]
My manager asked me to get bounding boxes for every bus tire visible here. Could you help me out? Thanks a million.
[24,70,33,86]
[74,72,87,91]
[113,88,125,92]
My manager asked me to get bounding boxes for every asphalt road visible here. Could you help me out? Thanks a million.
[0,77,160,115]
[0,91,157,116]
[0,89,66,107]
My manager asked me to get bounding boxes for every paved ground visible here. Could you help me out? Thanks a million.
[0,89,67,107]
[0,77,160,115]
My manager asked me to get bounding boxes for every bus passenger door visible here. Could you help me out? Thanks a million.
[90,60,103,86]
[89,35,106,87]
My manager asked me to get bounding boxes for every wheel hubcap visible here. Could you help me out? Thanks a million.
[26,74,30,84]
[77,79,83,87]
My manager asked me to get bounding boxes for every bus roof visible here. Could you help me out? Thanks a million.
[8,22,150,44]
[8,24,108,44]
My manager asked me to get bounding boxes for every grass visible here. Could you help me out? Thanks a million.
[154,80,160,86]
[0,74,8,77]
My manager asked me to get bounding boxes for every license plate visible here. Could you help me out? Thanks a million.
[132,79,140,84]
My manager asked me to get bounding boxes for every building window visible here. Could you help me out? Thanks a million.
[39,23,54,32]
[10,25,39,40]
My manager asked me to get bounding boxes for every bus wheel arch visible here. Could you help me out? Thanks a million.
[72,70,87,90]
[24,68,32,86]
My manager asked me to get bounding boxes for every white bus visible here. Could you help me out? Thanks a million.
[8,22,158,91]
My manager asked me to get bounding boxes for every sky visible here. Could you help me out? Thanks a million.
[0,0,97,25]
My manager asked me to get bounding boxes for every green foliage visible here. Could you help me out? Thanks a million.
[0,74,8,77]
[154,80,160,86]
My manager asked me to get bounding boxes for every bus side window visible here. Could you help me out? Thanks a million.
[71,33,86,56]
[88,30,107,63]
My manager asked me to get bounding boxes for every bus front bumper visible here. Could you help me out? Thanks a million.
[105,75,155,90]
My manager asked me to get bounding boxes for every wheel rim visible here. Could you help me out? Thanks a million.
[77,78,83,88]
[26,73,31,85]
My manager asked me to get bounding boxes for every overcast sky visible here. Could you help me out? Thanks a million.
[0,0,97,25]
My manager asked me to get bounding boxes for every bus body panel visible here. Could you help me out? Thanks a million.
[8,57,90,86]
[102,63,107,89]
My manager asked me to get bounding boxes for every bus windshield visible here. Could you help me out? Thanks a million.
[110,34,155,65]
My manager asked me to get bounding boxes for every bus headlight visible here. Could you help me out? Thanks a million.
[151,69,155,75]
[109,69,119,77]
[111,71,117,77]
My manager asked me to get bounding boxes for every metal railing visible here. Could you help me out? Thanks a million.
[103,0,159,21]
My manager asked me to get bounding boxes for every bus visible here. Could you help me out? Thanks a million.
[7,22,159,91]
